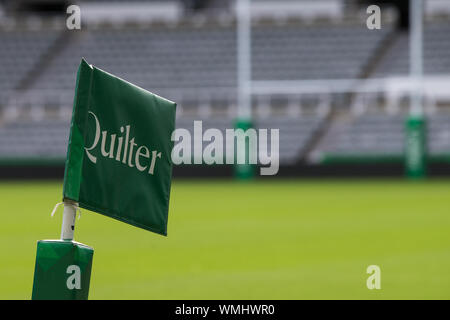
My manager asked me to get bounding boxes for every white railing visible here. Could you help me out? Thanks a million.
[81,2,182,24]
[251,76,450,116]
[232,0,344,21]
[2,76,450,123]
[1,87,237,122]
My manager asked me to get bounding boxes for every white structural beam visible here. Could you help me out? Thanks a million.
[236,0,252,120]
[410,0,424,116]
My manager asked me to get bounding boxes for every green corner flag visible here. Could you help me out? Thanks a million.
[63,59,177,235]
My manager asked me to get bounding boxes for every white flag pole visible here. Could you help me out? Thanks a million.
[60,200,77,240]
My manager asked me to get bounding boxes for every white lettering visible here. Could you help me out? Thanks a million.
[66,265,81,290]
[84,111,100,163]
[84,112,162,175]
[135,146,150,172]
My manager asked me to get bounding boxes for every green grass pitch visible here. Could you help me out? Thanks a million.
[1,179,449,299]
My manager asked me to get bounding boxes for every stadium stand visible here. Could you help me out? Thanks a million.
[313,112,450,163]
[314,113,406,163]
[0,119,69,161]
[313,17,450,164]
[0,15,393,164]
[0,0,449,173]
[28,26,237,91]
[27,21,392,91]
[428,113,450,156]
[0,27,60,97]
[252,22,393,80]
[256,115,326,164]
[175,115,326,164]
[0,113,325,165]
[373,21,450,76]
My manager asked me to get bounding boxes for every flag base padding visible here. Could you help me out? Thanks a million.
[234,118,255,180]
[405,115,427,179]
[31,240,94,300]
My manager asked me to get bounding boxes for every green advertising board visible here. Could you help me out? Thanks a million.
[63,59,177,235]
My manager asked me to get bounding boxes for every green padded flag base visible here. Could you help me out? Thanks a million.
[405,115,427,179]
[32,240,94,300]
[234,118,255,180]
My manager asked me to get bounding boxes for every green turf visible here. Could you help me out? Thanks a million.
[1,179,449,299]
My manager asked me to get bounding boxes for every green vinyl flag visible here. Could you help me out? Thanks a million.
[63,59,176,236]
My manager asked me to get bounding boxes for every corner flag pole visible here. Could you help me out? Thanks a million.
[60,200,77,240]
[31,200,94,300]
[405,0,427,178]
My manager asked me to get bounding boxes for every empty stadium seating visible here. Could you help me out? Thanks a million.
[428,113,450,155]
[27,21,393,93]
[374,21,450,76]
[315,113,405,161]
[0,28,60,96]
[315,112,450,163]
[175,115,325,164]
[0,114,324,164]
[256,116,324,164]
[0,18,394,164]
[0,7,449,167]
[0,120,70,160]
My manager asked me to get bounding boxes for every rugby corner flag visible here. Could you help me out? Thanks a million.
[63,58,176,236]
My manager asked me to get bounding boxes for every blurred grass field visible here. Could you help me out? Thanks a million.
[0,179,449,299]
